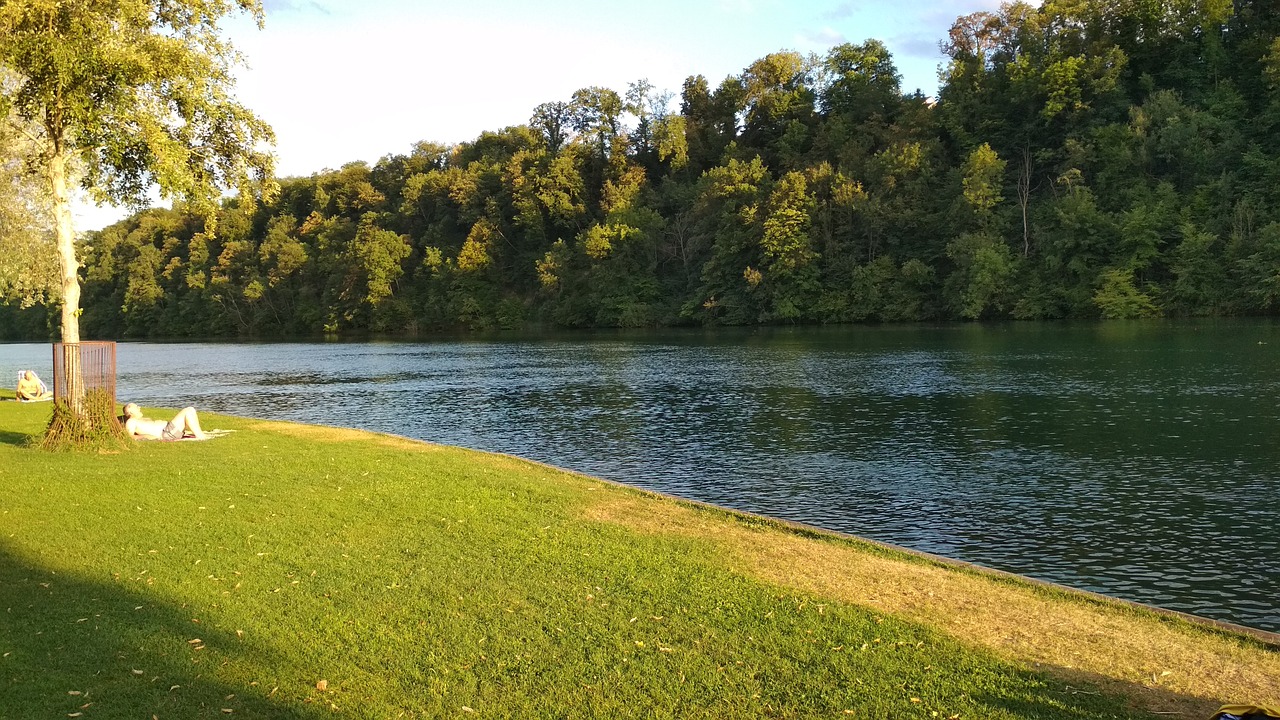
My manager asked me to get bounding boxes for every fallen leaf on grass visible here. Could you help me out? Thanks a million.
[131,669,144,676]
[316,680,328,691]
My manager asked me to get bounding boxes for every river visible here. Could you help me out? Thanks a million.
[3,320,1278,632]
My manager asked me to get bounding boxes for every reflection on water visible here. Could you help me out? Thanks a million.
[3,320,1278,632]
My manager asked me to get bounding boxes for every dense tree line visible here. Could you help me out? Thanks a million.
[6,0,1280,339]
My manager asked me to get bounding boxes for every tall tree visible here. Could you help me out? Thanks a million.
[530,101,572,153]
[819,40,902,123]
[739,52,816,169]
[758,171,819,321]
[569,87,625,161]
[0,0,275,346]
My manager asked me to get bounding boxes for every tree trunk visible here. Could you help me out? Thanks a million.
[49,149,85,410]
[50,149,80,343]
[1018,145,1033,258]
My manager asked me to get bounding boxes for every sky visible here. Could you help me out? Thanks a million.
[73,0,1010,231]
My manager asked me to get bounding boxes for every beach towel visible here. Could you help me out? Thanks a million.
[136,429,236,442]
[1212,705,1280,720]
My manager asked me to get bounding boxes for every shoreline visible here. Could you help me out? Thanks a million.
[253,418,1280,715]
[564,454,1280,648]
[6,393,1271,643]
[5,325,1277,636]
[3,402,1278,717]
[482,437,1280,648]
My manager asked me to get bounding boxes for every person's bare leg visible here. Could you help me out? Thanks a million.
[174,407,207,439]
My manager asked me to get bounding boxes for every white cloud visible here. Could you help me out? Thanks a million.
[262,0,330,15]
[715,0,761,14]
[823,2,859,21]
[893,32,946,60]
[798,27,847,49]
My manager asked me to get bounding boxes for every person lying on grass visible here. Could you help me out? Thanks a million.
[122,403,208,441]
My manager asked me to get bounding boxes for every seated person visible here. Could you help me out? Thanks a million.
[122,402,208,441]
[15,370,52,401]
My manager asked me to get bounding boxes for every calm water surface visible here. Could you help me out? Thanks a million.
[4,321,1278,632]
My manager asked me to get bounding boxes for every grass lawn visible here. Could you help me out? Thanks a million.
[0,395,1276,719]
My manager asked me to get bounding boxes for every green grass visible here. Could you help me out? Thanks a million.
[0,399,1163,719]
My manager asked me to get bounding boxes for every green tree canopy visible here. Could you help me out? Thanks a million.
[0,0,275,343]
[0,81,56,307]
[9,1,1280,339]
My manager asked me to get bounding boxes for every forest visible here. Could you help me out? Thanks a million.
[3,0,1279,339]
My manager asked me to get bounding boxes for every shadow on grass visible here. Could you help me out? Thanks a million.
[0,429,34,447]
[974,664,1226,720]
[0,541,323,718]
[0,397,47,447]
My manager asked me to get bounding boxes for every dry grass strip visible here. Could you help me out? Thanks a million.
[248,420,449,453]
[244,421,1278,716]
[585,493,1280,718]
[248,420,377,443]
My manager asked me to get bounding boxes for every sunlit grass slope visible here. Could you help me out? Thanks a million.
[0,397,1275,719]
